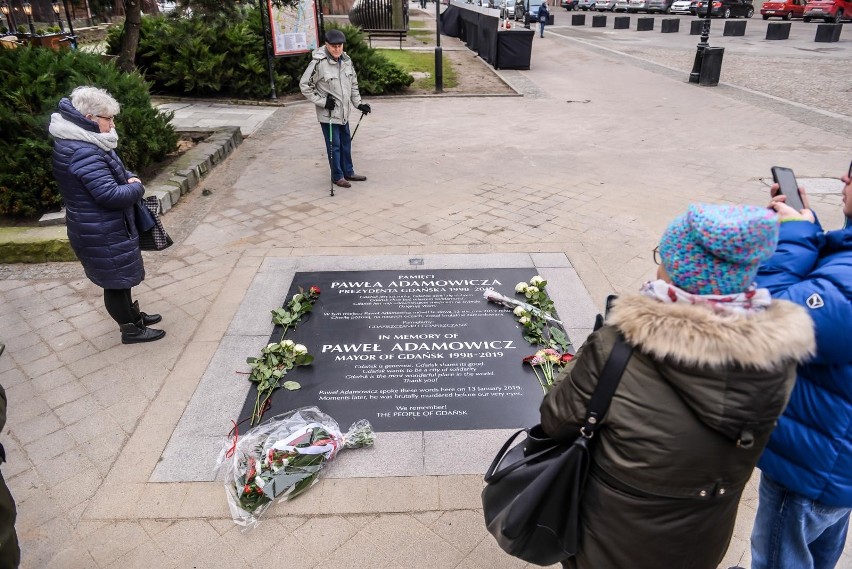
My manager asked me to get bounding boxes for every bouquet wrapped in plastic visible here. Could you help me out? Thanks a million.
[217,406,375,527]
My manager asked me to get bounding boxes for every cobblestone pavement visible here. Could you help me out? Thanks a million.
[1,18,851,569]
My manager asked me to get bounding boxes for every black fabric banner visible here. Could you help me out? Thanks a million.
[441,3,532,70]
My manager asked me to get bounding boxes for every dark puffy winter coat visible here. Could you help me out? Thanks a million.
[540,295,815,569]
[756,220,852,507]
[51,98,145,289]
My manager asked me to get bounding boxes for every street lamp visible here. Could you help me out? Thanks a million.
[21,1,36,35]
[688,0,713,83]
[0,1,16,33]
[51,1,64,30]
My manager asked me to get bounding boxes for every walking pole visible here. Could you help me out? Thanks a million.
[328,111,334,197]
[350,111,367,142]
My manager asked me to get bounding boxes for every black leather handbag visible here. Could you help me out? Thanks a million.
[482,333,632,566]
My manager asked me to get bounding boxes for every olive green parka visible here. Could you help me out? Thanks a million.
[541,295,816,569]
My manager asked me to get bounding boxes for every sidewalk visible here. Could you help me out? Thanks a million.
[1,25,851,569]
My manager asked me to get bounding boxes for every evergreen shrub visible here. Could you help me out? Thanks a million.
[105,9,413,98]
[0,48,177,219]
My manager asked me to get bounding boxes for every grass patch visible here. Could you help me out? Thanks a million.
[379,49,458,90]
[410,20,427,28]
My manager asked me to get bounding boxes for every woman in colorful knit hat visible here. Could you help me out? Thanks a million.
[540,203,816,569]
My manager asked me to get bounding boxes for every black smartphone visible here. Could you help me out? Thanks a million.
[771,166,805,211]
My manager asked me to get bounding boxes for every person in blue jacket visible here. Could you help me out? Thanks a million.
[538,0,550,36]
[48,87,165,344]
[749,162,852,569]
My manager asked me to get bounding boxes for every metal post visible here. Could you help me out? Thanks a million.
[688,4,712,83]
[61,0,77,48]
[258,0,278,100]
[434,0,442,92]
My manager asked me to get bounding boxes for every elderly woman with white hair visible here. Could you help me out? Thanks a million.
[49,86,165,344]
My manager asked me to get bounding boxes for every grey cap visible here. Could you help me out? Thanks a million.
[325,29,346,44]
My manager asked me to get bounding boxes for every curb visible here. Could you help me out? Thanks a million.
[0,126,243,264]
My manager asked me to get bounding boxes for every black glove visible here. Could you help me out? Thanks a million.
[357,103,371,114]
[324,94,336,111]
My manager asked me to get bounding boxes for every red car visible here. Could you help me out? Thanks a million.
[761,0,806,18]
[803,0,852,21]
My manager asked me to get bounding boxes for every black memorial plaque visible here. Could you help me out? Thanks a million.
[239,269,556,431]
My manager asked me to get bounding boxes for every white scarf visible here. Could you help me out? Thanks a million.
[640,279,772,316]
[49,112,119,151]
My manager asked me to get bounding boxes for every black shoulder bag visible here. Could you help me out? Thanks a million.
[482,333,632,566]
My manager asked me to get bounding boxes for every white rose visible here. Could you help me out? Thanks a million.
[294,344,308,355]
[513,306,526,317]
[530,275,545,286]
[266,343,278,351]
[515,282,528,293]
[525,286,539,298]
[519,316,530,325]
[280,339,295,347]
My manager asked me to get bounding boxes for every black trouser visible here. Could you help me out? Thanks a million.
[103,288,137,325]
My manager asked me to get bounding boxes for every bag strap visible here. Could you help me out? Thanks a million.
[580,333,631,439]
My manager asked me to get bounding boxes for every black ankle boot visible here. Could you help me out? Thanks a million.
[120,320,166,344]
[132,300,162,325]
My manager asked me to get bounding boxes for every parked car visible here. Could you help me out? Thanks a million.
[670,0,692,11]
[627,0,651,10]
[562,0,579,9]
[761,0,805,18]
[647,0,674,11]
[689,0,698,11]
[515,0,547,19]
[695,0,754,17]
[500,0,518,16]
[803,0,851,21]
[578,0,596,9]
[614,0,631,10]
[595,0,618,9]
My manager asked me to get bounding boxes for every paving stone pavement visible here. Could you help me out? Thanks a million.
[1,23,851,569]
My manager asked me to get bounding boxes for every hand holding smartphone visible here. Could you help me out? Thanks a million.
[771,166,805,212]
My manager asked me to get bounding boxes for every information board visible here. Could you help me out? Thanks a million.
[268,0,320,56]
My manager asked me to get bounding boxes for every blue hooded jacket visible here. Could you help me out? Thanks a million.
[51,98,145,290]
[755,218,852,507]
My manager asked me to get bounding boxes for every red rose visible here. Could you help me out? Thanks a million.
[309,286,321,295]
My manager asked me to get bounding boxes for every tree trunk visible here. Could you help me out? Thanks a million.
[117,0,141,72]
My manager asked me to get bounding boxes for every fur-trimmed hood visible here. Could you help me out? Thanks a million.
[609,295,815,370]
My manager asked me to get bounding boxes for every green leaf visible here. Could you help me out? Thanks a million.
[282,381,301,390]
[295,354,314,366]
[246,357,257,364]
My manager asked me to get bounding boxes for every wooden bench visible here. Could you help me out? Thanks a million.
[363,29,408,48]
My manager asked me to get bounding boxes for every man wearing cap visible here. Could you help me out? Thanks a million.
[300,29,372,189]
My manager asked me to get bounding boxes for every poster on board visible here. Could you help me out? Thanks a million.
[267,0,321,56]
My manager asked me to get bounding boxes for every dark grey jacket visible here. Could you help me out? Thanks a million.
[541,295,815,569]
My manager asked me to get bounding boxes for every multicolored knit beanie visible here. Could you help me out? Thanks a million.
[658,204,779,295]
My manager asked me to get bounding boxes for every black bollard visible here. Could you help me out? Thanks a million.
[765,21,791,39]
[572,13,586,24]
[690,19,703,34]
[722,20,746,36]
[661,18,679,32]
[614,15,630,28]
[592,14,607,26]
[814,23,842,42]
[699,46,724,86]
[637,16,654,30]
